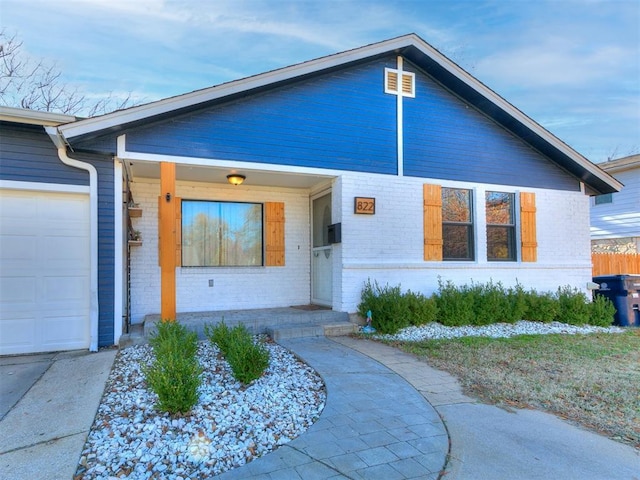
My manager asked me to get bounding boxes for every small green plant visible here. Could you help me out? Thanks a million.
[204,320,233,357]
[589,294,616,327]
[556,286,591,325]
[472,280,517,325]
[144,320,202,415]
[205,322,270,384]
[358,279,411,334]
[522,290,558,323]
[227,334,270,384]
[435,279,475,326]
[404,290,439,326]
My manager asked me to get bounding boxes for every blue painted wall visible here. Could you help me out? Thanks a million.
[124,57,399,174]
[403,65,579,191]
[78,152,116,348]
[73,55,579,191]
[0,122,115,348]
[0,122,89,185]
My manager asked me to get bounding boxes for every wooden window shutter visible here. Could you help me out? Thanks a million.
[423,184,443,261]
[157,196,182,267]
[265,202,285,266]
[175,197,182,267]
[520,192,537,262]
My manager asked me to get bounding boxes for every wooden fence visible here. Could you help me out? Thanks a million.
[592,253,640,276]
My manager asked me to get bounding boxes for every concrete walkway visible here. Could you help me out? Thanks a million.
[1,336,638,479]
[335,336,640,480]
[217,336,448,479]
[0,349,116,480]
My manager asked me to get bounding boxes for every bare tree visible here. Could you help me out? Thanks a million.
[0,29,135,116]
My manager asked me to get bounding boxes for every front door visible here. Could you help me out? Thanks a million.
[311,192,332,306]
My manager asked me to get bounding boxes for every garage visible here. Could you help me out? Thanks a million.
[0,188,91,355]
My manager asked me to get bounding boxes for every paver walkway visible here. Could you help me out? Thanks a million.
[216,336,449,479]
[335,336,640,480]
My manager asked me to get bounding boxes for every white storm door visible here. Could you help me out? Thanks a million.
[0,189,91,355]
[311,192,332,306]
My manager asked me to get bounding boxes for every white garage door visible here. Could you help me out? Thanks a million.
[0,188,91,355]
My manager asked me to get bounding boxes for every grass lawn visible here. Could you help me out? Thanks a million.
[389,329,640,449]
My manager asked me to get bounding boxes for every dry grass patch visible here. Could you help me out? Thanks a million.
[393,330,640,449]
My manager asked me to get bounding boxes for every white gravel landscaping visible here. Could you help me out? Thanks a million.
[76,339,326,479]
[373,320,625,342]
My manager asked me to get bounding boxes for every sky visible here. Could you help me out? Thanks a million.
[2,0,639,163]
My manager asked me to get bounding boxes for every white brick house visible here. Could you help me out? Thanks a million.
[39,34,621,341]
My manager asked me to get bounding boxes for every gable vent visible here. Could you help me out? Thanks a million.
[385,68,415,97]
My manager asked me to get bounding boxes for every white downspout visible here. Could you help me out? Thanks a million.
[58,147,99,352]
[45,126,99,352]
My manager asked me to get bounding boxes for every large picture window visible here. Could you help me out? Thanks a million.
[182,200,263,267]
[486,191,516,261]
[442,188,474,260]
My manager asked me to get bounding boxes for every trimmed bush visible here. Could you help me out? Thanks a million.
[358,280,411,334]
[144,320,202,415]
[405,290,439,326]
[435,279,475,326]
[205,322,270,384]
[589,294,616,327]
[556,286,591,325]
[522,290,558,323]
[360,278,615,333]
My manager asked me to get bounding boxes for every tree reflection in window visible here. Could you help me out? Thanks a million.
[486,192,516,261]
[442,188,474,260]
[182,201,263,267]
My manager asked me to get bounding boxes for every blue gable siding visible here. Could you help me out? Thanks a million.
[125,57,398,174]
[403,66,579,191]
[0,122,89,186]
[75,152,116,348]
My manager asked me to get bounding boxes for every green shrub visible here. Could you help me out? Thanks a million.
[556,286,591,325]
[405,290,439,326]
[358,279,411,334]
[144,320,202,415]
[522,290,558,323]
[205,322,270,384]
[505,283,528,324]
[589,294,616,327]
[227,335,270,384]
[435,279,475,326]
[204,320,235,357]
[472,280,516,325]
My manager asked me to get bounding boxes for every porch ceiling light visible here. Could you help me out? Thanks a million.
[227,174,246,186]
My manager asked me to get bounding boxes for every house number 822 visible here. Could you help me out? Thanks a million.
[354,197,375,215]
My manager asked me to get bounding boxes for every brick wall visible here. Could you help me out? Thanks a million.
[336,173,593,312]
[129,179,311,323]
[129,173,593,320]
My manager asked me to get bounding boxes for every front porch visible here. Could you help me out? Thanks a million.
[120,306,360,347]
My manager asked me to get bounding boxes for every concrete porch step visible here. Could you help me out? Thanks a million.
[118,323,146,348]
[139,307,355,342]
[266,321,357,341]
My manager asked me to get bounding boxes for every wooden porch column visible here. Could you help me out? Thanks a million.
[159,162,176,320]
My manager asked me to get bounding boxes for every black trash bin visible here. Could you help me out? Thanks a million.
[593,275,640,327]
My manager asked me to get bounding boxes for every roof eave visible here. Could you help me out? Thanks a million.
[54,33,621,194]
[56,34,422,141]
[0,106,77,126]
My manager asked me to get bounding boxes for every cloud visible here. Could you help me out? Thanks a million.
[476,42,632,89]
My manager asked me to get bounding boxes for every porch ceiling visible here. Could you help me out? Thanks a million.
[128,161,334,189]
